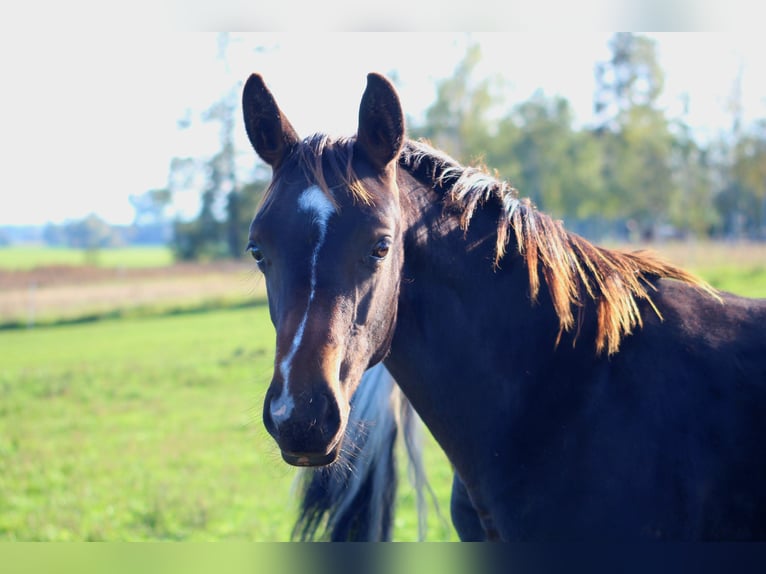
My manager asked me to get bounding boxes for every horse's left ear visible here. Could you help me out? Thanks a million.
[356,73,405,171]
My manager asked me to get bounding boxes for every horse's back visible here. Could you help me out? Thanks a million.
[491,282,766,540]
[610,282,766,538]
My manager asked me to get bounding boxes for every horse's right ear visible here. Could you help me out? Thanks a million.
[242,74,300,169]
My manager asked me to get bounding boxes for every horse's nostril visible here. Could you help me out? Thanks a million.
[318,391,341,437]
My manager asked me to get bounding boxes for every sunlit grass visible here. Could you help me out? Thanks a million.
[0,307,456,541]
[611,240,766,298]
[0,246,174,270]
[0,307,286,540]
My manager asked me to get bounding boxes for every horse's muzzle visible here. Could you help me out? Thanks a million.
[263,385,345,466]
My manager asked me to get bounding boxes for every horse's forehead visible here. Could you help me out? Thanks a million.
[261,152,398,227]
[272,178,388,218]
[296,185,336,227]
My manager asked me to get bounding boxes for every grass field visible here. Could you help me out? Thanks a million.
[0,260,260,328]
[624,240,766,299]
[0,242,764,541]
[0,306,456,541]
[0,246,174,270]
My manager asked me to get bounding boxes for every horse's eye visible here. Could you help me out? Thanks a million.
[370,238,391,261]
[247,242,265,264]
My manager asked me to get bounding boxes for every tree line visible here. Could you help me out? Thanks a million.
[167,33,766,262]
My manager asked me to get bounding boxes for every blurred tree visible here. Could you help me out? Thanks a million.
[709,66,766,239]
[166,35,764,250]
[411,44,503,161]
[226,180,268,258]
[720,120,766,238]
[594,33,679,240]
[507,94,605,224]
[167,157,198,196]
[63,214,122,264]
[594,33,665,132]
[172,88,238,261]
[64,214,119,249]
[170,33,273,261]
[411,44,606,231]
[130,188,172,226]
[128,188,172,245]
[669,120,719,238]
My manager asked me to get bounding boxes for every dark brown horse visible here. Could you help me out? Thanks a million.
[243,72,766,540]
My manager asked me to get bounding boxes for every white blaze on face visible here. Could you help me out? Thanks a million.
[270,185,336,425]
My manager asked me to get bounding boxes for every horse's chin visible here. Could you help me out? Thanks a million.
[280,445,340,467]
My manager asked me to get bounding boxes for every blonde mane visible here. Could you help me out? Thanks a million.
[400,140,718,355]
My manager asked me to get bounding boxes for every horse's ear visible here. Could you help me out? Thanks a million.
[242,73,300,169]
[356,73,405,171]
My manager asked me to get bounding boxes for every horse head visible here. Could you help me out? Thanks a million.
[242,73,406,466]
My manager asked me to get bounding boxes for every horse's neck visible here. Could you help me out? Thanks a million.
[393,172,570,385]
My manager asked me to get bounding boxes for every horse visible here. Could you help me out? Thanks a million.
[242,72,766,541]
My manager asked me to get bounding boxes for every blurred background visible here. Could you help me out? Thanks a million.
[1,33,765,541]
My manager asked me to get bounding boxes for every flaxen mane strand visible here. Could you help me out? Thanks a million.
[399,139,719,356]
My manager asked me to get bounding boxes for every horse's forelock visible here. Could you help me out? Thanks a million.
[257,135,375,214]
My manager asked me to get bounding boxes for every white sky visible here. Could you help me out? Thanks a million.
[1,32,765,226]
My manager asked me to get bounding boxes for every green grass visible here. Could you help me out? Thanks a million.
[692,264,766,298]
[0,306,456,541]
[634,240,766,299]
[0,246,174,270]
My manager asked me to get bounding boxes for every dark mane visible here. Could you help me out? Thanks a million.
[399,139,719,355]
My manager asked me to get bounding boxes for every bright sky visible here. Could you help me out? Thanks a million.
[2,32,765,226]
